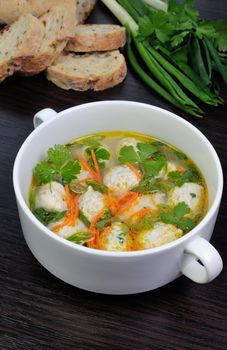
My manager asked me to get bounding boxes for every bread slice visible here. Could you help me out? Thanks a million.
[47,50,127,91]
[0,0,76,24]
[0,14,44,83]
[19,3,76,76]
[76,0,96,24]
[65,24,126,52]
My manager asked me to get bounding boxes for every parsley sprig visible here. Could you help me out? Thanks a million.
[160,202,195,231]
[35,145,81,184]
[119,143,167,176]
[168,168,200,187]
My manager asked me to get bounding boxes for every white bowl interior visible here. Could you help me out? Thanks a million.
[16,102,221,210]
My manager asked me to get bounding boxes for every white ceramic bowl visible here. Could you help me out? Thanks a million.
[13,101,223,294]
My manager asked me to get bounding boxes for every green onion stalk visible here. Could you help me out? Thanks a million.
[101,0,205,117]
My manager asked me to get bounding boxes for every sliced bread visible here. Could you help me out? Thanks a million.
[19,4,76,76]
[0,14,44,82]
[47,50,127,91]
[0,0,76,24]
[76,0,96,24]
[65,24,126,52]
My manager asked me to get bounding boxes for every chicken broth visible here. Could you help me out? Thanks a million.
[29,131,208,251]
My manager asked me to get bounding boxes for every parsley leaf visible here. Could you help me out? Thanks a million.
[143,158,166,176]
[160,202,195,231]
[137,143,158,161]
[35,145,81,184]
[33,208,66,226]
[173,202,191,220]
[48,145,71,171]
[196,20,217,40]
[148,10,175,43]
[119,143,166,176]
[119,145,140,164]
[168,171,184,187]
[35,161,56,184]
[132,176,173,193]
[171,31,190,48]
[161,211,178,224]
[178,218,196,230]
[61,160,81,183]
[138,16,154,37]
[168,168,200,187]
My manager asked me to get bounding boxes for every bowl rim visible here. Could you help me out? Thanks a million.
[13,101,223,258]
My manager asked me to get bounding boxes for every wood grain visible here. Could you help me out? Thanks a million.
[0,1,227,349]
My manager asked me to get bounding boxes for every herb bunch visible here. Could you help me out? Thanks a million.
[101,0,227,117]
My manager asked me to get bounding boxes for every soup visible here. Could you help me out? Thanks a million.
[29,132,208,251]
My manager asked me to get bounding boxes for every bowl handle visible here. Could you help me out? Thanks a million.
[33,108,58,129]
[181,237,223,283]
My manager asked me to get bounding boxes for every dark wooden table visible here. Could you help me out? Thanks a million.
[1,1,227,349]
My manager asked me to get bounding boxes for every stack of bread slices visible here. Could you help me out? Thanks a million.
[0,0,127,91]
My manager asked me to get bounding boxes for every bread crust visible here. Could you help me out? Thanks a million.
[19,41,67,76]
[0,14,44,82]
[66,24,126,52]
[76,0,95,24]
[47,51,127,91]
[20,4,76,75]
[0,0,76,24]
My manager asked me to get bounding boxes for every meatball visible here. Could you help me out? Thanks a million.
[103,165,140,196]
[48,219,87,239]
[135,222,183,249]
[168,182,205,216]
[99,222,133,252]
[79,186,106,221]
[35,181,67,212]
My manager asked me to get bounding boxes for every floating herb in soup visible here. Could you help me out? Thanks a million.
[29,132,208,251]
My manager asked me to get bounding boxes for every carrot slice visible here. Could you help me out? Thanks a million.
[115,192,139,216]
[87,231,97,248]
[107,191,139,216]
[79,156,100,183]
[91,149,102,183]
[88,227,100,248]
[126,162,142,182]
[52,185,79,232]
[107,190,117,215]
[65,184,72,209]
